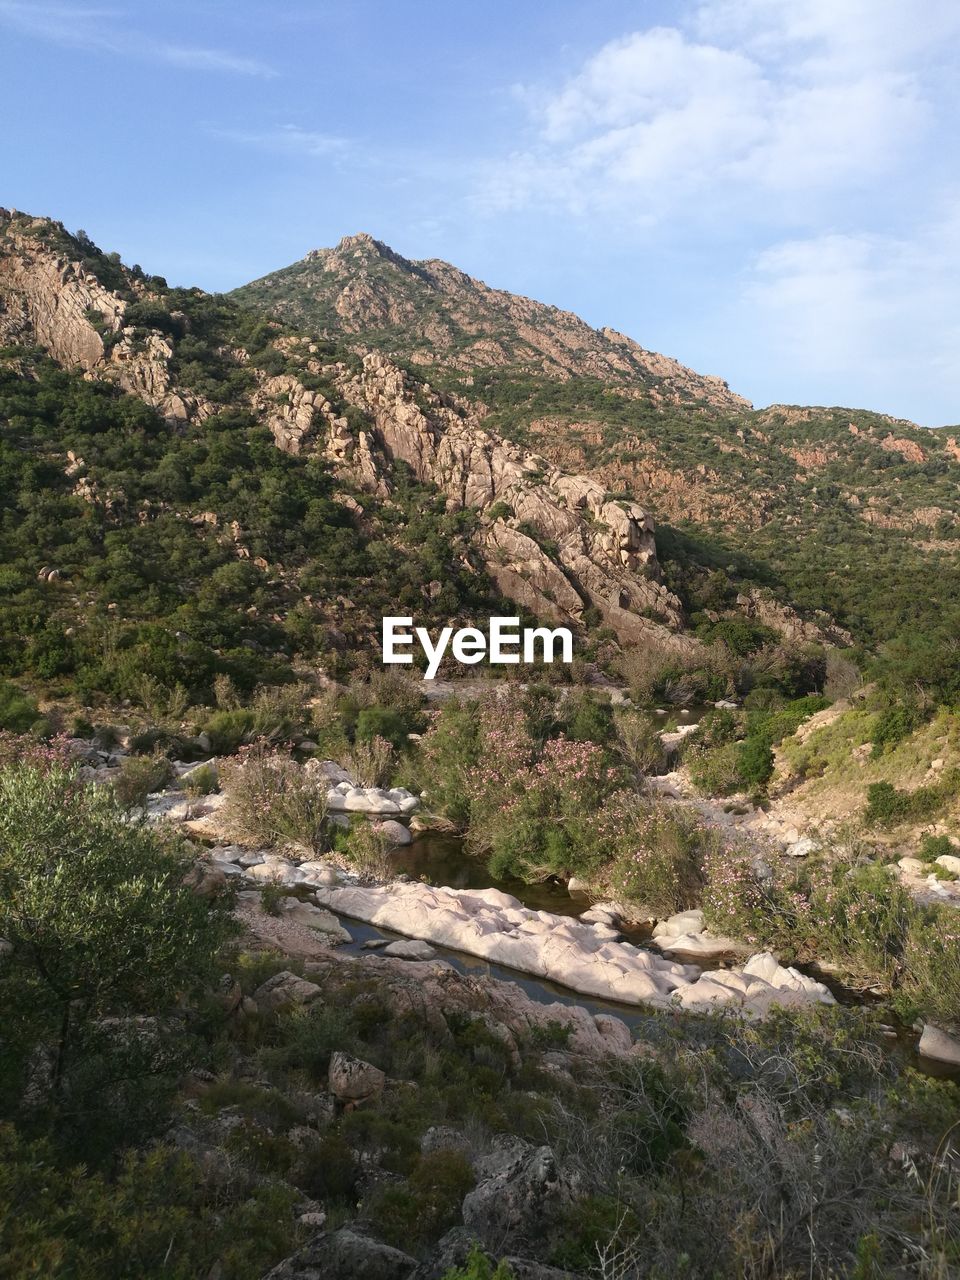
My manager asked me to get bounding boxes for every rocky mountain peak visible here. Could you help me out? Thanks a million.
[232,238,752,412]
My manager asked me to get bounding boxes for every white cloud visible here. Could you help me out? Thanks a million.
[738,206,960,419]
[489,1,945,217]
[211,124,347,158]
[0,1,277,76]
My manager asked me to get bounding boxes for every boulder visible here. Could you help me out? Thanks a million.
[329,1051,386,1104]
[413,1227,581,1279]
[462,1140,580,1254]
[919,1023,960,1067]
[298,860,342,887]
[376,819,413,847]
[381,938,437,961]
[262,1229,415,1280]
[935,854,960,876]
[282,900,352,943]
[252,970,323,1013]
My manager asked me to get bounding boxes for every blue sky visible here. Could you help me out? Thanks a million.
[2,0,959,425]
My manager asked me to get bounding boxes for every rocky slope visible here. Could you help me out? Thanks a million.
[232,232,750,411]
[0,210,692,652]
[231,230,960,653]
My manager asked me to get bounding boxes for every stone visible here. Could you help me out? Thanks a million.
[381,938,437,961]
[282,900,352,943]
[420,1126,472,1157]
[298,860,341,887]
[376,819,413,846]
[462,1140,580,1254]
[919,1023,960,1066]
[252,970,323,1013]
[566,876,589,893]
[308,881,834,1016]
[783,836,816,858]
[328,1051,386,1104]
[262,1229,415,1280]
[413,1228,578,1280]
[898,856,926,875]
[178,758,218,790]
[935,854,960,876]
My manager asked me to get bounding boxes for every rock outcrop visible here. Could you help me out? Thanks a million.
[0,210,207,422]
[233,232,750,412]
[330,351,688,645]
[308,881,835,1017]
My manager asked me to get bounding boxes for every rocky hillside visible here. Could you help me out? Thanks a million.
[232,232,749,411]
[0,210,713,681]
[233,233,960,655]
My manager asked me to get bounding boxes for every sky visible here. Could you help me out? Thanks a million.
[1,0,959,425]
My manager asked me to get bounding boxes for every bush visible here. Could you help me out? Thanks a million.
[0,759,234,1126]
[343,730,395,788]
[900,906,960,1024]
[0,680,45,734]
[737,734,774,787]
[201,708,255,755]
[607,795,710,914]
[811,863,913,982]
[220,747,328,850]
[364,1149,475,1251]
[869,703,921,757]
[113,751,175,810]
[355,705,409,750]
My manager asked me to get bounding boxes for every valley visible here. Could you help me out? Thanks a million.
[1,209,959,1279]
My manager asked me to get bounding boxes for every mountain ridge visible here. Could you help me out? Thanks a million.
[233,231,752,412]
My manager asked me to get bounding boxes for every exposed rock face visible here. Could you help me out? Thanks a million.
[333,352,687,645]
[462,1139,581,1255]
[233,232,750,412]
[262,1228,416,1280]
[0,210,205,422]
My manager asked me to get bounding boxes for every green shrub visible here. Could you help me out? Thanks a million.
[201,708,256,754]
[737,735,774,787]
[113,751,175,810]
[0,681,45,734]
[869,703,922,758]
[918,833,954,863]
[220,747,328,850]
[0,759,234,1130]
[355,705,409,749]
[365,1149,475,1251]
[441,1247,515,1279]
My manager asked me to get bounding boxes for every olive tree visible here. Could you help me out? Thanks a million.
[0,760,235,1117]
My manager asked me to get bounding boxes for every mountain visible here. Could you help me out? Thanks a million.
[233,233,960,654]
[0,209,730,708]
[232,232,750,412]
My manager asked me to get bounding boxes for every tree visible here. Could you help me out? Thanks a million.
[0,759,235,1117]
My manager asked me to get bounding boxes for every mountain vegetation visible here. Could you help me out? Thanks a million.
[1,210,959,1278]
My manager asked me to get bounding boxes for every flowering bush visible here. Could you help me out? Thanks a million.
[605,792,709,915]
[810,862,912,982]
[468,724,620,881]
[702,848,813,954]
[220,745,328,851]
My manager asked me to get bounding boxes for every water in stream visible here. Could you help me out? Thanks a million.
[339,831,959,1080]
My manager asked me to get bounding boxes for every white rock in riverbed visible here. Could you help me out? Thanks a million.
[309,881,834,1017]
[326,784,420,816]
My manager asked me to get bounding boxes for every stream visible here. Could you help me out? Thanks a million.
[328,832,959,1081]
